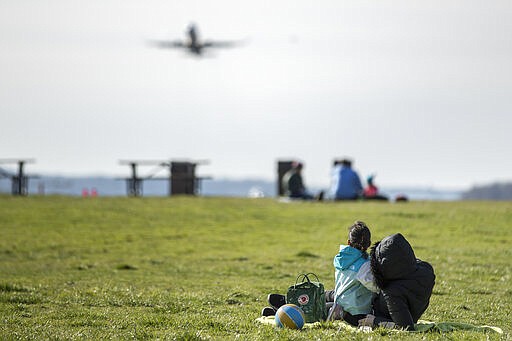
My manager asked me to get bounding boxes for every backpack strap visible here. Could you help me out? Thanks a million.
[294,273,312,286]
[304,272,320,282]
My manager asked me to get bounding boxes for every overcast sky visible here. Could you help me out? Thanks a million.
[1,0,511,190]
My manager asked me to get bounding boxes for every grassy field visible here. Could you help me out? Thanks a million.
[0,195,510,340]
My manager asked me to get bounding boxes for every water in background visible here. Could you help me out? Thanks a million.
[0,176,462,201]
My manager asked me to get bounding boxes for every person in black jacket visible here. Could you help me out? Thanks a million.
[358,233,435,330]
[282,162,314,200]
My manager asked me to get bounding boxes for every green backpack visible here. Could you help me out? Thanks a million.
[286,273,327,323]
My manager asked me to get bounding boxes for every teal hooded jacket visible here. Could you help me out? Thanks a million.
[333,245,376,315]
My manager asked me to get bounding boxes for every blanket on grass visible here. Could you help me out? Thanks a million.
[255,316,503,334]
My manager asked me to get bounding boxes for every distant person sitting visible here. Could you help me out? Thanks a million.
[363,175,388,201]
[330,159,363,200]
[282,162,314,200]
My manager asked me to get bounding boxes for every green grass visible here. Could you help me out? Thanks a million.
[0,195,510,340]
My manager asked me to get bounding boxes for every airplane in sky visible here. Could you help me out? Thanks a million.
[149,24,243,56]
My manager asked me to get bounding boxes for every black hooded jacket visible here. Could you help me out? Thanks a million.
[370,233,435,330]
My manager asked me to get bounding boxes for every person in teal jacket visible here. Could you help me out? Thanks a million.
[327,221,378,326]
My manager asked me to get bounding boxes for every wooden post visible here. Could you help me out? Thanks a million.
[277,160,294,196]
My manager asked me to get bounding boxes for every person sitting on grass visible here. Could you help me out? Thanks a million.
[282,161,314,200]
[281,161,324,201]
[324,220,378,325]
[330,159,363,201]
[262,221,378,327]
[362,175,389,201]
[358,233,435,330]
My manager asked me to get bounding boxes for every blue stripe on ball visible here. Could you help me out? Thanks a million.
[275,304,305,329]
[285,306,305,328]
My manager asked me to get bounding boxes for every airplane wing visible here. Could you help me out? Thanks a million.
[202,40,239,48]
[148,40,186,49]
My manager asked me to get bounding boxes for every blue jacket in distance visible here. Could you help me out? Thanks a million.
[331,166,363,200]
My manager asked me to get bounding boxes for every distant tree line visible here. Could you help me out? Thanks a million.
[461,182,512,200]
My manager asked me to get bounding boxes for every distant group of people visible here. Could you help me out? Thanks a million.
[263,221,435,331]
[281,158,389,201]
